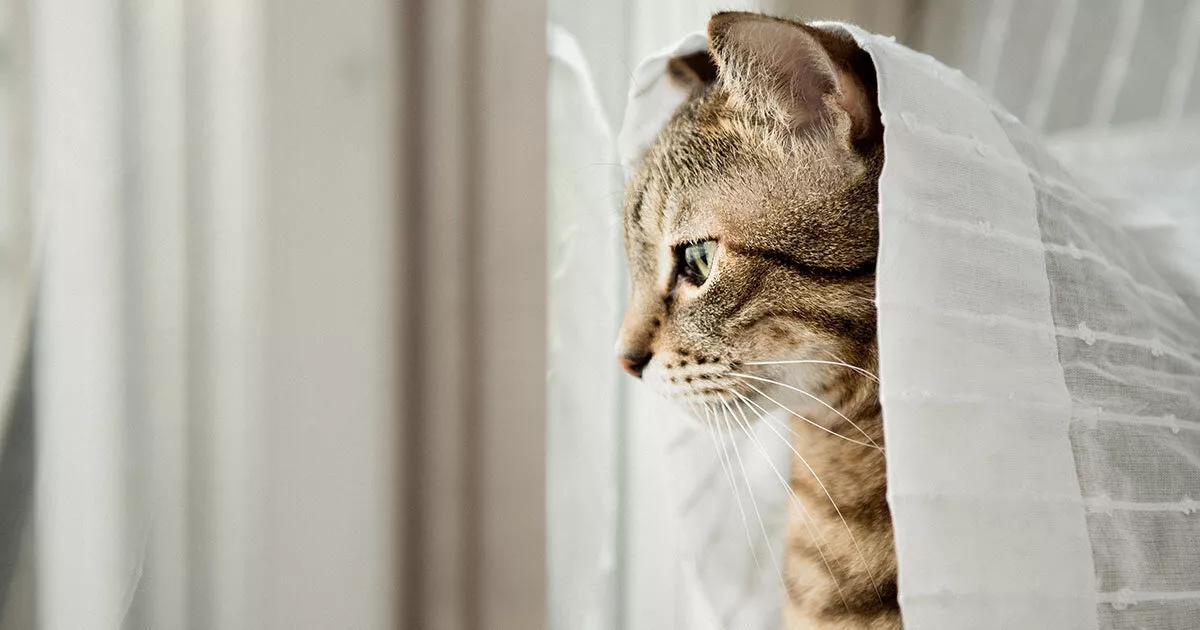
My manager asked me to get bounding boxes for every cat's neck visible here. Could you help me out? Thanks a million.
[783,362,897,628]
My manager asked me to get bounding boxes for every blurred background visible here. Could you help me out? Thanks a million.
[0,0,1195,629]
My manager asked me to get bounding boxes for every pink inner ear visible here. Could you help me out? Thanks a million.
[831,67,872,141]
[711,15,873,141]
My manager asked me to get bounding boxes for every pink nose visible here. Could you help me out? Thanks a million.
[619,351,651,378]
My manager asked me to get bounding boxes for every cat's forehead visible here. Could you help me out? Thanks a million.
[651,90,762,181]
[624,93,757,244]
[625,90,854,254]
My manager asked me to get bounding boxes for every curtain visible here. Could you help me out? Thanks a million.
[5,1,406,627]
[852,21,1200,626]
[3,0,554,627]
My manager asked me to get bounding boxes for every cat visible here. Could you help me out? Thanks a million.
[616,12,898,630]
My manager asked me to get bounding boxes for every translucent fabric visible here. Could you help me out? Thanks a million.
[852,26,1100,627]
[845,23,1200,628]
[547,24,624,630]
[614,22,1200,629]
[550,27,794,629]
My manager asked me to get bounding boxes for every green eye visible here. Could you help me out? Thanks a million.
[681,240,718,284]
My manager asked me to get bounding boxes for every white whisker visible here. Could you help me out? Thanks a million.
[740,395,849,465]
[732,390,885,604]
[730,372,881,450]
[699,402,762,572]
[820,348,870,374]
[724,389,851,612]
[732,379,881,450]
[717,396,785,593]
[741,359,878,382]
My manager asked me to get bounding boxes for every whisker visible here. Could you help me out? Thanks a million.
[749,401,847,466]
[717,396,786,594]
[731,390,885,604]
[730,372,881,450]
[698,401,763,572]
[682,401,742,554]
[741,359,878,382]
[723,390,851,612]
[732,380,881,450]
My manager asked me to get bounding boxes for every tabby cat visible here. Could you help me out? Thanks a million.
[616,12,898,629]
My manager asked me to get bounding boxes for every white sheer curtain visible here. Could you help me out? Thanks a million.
[914,0,1200,133]
[10,1,403,628]
[866,21,1200,627]
[2,0,552,627]
[870,6,1200,624]
[0,0,30,460]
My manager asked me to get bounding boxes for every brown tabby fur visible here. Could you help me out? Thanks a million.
[617,13,898,629]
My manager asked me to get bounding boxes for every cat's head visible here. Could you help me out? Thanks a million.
[617,13,882,421]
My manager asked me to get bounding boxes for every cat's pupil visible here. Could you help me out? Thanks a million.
[681,240,717,284]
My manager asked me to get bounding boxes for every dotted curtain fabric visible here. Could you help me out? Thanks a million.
[843,23,1200,629]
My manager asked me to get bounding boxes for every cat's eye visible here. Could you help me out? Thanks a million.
[680,240,718,285]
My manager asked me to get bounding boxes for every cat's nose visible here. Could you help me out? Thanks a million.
[619,351,652,378]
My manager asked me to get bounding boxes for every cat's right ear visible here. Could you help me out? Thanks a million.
[706,12,879,146]
[666,50,719,93]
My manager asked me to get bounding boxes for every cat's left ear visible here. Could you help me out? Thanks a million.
[666,50,719,93]
[707,12,879,147]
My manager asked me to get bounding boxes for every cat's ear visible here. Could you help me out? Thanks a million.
[707,12,878,145]
[666,50,719,93]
